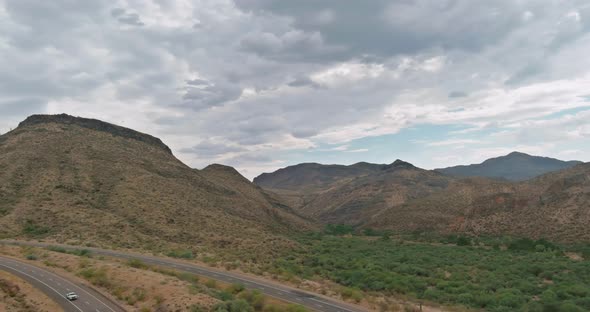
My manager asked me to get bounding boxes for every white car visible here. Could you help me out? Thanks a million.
[65,292,78,301]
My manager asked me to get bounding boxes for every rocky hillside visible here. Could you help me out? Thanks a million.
[367,162,590,241]
[437,151,582,181]
[256,158,590,242]
[0,114,310,258]
[254,162,385,193]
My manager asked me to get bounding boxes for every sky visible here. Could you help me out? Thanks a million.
[1,0,590,179]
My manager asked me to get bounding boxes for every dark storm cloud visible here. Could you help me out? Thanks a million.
[2,0,590,176]
[233,0,528,61]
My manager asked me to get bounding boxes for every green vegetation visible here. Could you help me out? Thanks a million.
[126,258,148,269]
[270,233,590,312]
[78,267,112,288]
[324,224,354,236]
[22,220,50,237]
[118,257,308,312]
[166,249,195,259]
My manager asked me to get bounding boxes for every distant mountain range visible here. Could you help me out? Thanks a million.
[436,151,582,181]
[254,153,589,242]
[1,114,588,245]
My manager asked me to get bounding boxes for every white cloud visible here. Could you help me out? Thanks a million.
[2,0,590,178]
[310,62,385,86]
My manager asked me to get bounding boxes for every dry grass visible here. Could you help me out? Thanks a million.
[0,119,311,268]
[0,270,62,312]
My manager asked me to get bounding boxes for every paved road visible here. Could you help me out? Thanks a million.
[0,255,124,312]
[1,240,368,312]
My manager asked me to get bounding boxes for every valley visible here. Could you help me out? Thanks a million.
[0,114,589,312]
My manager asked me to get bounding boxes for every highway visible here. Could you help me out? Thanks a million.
[1,240,368,312]
[0,255,125,312]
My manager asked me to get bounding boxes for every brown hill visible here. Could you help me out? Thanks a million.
[367,163,590,241]
[257,158,590,242]
[254,162,385,192]
[294,160,453,224]
[0,114,310,259]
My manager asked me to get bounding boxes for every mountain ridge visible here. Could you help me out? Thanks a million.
[17,113,173,154]
[436,151,582,181]
[253,154,590,242]
[0,114,310,260]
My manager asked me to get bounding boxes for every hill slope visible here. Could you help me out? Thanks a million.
[367,162,590,241]
[437,151,582,181]
[253,162,384,193]
[0,114,309,258]
[256,157,590,242]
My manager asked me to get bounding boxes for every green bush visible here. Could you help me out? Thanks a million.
[213,299,253,312]
[324,224,354,236]
[228,283,245,294]
[127,258,147,269]
[456,236,472,246]
[270,234,590,311]
[47,246,67,253]
[22,220,50,237]
[239,290,265,310]
[78,267,112,288]
[166,249,194,259]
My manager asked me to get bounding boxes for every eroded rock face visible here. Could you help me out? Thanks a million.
[17,114,173,154]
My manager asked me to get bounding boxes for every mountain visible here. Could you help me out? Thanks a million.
[0,114,310,258]
[255,158,590,242]
[366,162,590,242]
[254,160,457,223]
[253,162,385,192]
[293,160,456,224]
[437,151,582,181]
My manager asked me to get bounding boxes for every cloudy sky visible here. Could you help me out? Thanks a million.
[1,0,590,179]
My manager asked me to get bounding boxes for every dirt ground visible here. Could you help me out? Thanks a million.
[0,270,63,312]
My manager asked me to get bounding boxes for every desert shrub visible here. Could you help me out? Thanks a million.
[213,299,253,312]
[189,305,205,312]
[126,258,147,269]
[340,287,363,302]
[70,249,92,257]
[239,290,265,310]
[205,279,217,289]
[324,224,354,236]
[166,249,194,259]
[228,283,245,294]
[22,220,50,237]
[78,267,112,288]
[47,246,67,253]
[270,234,590,311]
[456,235,472,246]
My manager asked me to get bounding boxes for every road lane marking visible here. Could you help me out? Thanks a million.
[3,241,366,312]
[33,266,118,312]
[0,262,84,312]
[1,257,119,312]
